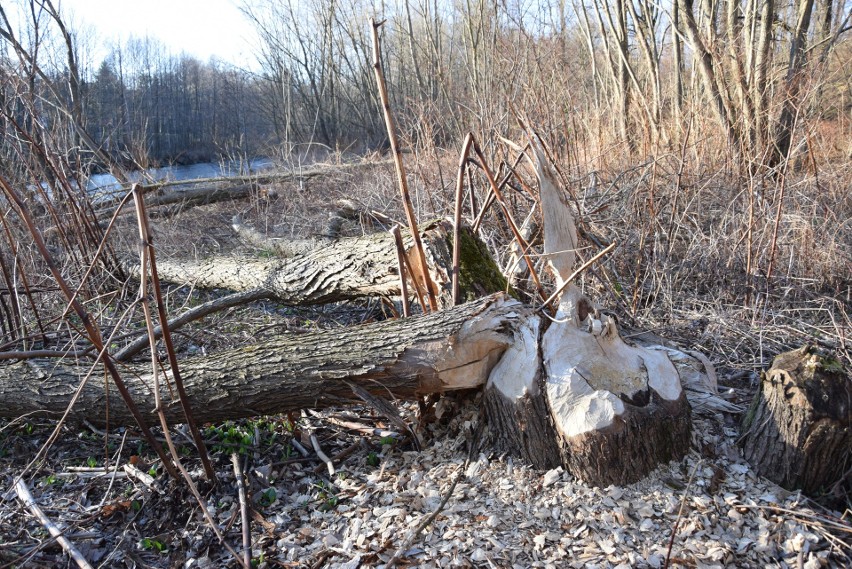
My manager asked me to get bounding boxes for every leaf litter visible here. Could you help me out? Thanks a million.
[1,390,849,568]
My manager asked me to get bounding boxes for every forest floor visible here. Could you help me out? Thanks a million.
[1,156,850,568]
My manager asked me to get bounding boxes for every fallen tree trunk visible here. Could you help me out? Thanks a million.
[1,288,707,486]
[96,159,394,215]
[0,294,522,426]
[121,221,508,308]
[0,289,702,487]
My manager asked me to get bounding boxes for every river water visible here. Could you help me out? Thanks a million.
[87,158,274,201]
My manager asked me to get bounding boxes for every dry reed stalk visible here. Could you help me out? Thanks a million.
[370,18,437,312]
[452,133,474,305]
[391,226,412,317]
[131,185,215,481]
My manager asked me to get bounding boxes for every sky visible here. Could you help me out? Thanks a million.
[60,0,259,66]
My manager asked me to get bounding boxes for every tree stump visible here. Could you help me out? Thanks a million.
[483,138,691,487]
[740,345,852,501]
[484,305,692,487]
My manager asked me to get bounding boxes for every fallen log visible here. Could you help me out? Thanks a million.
[95,159,394,214]
[0,294,522,425]
[229,199,359,256]
[1,288,701,486]
[122,221,509,309]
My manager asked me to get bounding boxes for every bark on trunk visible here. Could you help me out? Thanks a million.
[771,0,816,167]
[122,221,508,309]
[0,294,523,426]
[677,0,739,149]
[740,345,851,500]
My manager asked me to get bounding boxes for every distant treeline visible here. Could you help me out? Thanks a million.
[84,45,275,166]
[1,0,849,173]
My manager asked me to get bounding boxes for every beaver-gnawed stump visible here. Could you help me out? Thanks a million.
[740,345,851,502]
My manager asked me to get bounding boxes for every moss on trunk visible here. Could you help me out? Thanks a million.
[450,226,514,302]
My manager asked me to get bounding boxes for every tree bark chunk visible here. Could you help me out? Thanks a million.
[740,345,852,500]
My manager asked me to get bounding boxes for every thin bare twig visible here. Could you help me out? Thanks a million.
[664,460,702,568]
[387,417,485,566]
[471,137,545,299]
[765,165,790,286]
[231,453,252,569]
[0,348,94,361]
[470,148,529,233]
[132,185,215,480]
[311,442,361,475]
[471,188,496,233]
[310,433,334,476]
[130,186,247,567]
[540,241,617,312]
[114,288,270,361]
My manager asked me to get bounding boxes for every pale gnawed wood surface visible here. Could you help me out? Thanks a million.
[482,137,691,486]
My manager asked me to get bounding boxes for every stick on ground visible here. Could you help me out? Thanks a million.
[15,479,94,569]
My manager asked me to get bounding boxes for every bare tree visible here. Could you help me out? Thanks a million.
[772,0,816,166]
